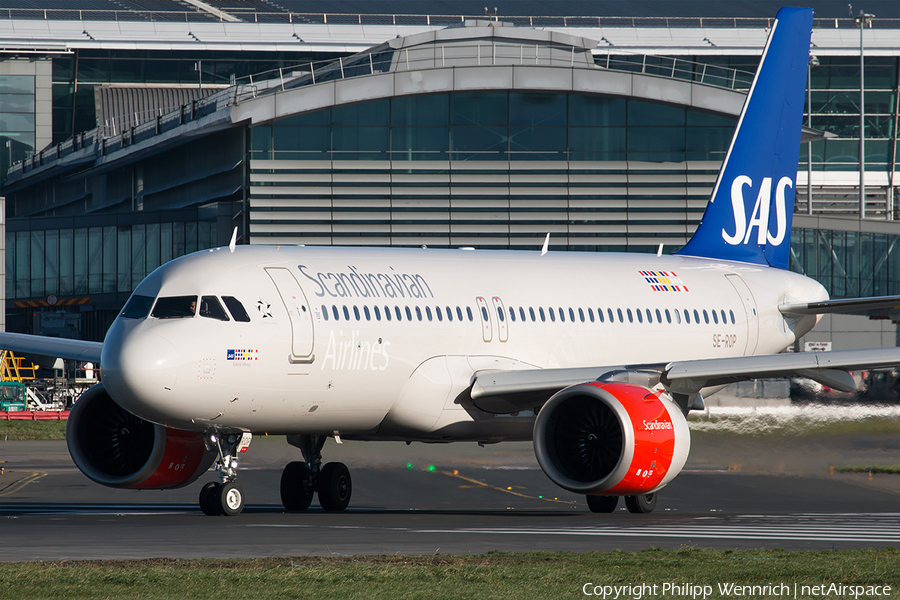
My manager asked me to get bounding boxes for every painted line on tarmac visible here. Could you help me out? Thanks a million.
[441,470,575,505]
[415,515,900,544]
[0,471,47,497]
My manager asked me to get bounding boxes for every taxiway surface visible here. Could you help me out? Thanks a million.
[1,435,898,561]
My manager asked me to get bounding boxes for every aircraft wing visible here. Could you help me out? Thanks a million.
[0,332,103,364]
[470,347,900,413]
[779,295,900,316]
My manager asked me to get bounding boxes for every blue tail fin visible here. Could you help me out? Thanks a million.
[675,7,813,269]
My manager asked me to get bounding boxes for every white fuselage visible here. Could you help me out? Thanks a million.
[100,245,826,440]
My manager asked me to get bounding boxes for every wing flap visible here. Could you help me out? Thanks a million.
[0,332,103,364]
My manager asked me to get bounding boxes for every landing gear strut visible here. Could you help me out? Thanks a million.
[281,435,352,512]
[199,430,251,516]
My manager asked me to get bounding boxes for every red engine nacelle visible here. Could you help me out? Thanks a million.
[533,381,690,496]
[67,384,216,489]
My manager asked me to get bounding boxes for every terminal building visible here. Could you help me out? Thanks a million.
[1,1,899,348]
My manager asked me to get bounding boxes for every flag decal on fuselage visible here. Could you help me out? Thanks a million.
[639,271,689,292]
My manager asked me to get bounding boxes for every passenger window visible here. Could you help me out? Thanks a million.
[729,309,736,324]
[655,309,662,323]
[675,309,681,324]
[199,296,230,321]
[416,307,423,321]
[626,309,633,323]
[712,310,718,324]
[426,306,433,321]
[529,307,536,322]
[646,309,653,323]
[509,307,515,322]
[665,309,671,324]
[152,295,198,319]
[616,308,623,323]
[596,309,603,323]
[549,307,556,322]
[446,306,453,322]
[569,308,576,322]
[480,306,488,321]
[703,309,709,324]
[332,305,340,321]
[353,306,361,320]
[588,308,595,323]
[384,306,391,321]
[694,309,700,324]
[457,307,464,321]
[539,307,546,322]
[609,308,615,322]
[395,306,402,321]
[322,305,329,321]
[635,309,642,323]
[578,308,585,322]
[436,306,443,322]
[497,306,505,322]
[122,294,155,319]
[364,306,371,321]
[683,309,690,324]
[467,307,473,321]
[406,306,413,321]
[374,306,381,321]
[519,307,526,321]
[721,309,727,324]
[343,306,351,320]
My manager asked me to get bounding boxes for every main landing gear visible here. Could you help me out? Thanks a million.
[586,493,657,514]
[199,430,251,516]
[281,435,352,512]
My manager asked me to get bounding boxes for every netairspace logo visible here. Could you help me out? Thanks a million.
[581,582,893,598]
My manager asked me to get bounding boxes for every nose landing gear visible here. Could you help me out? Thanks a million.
[281,435,353,512]
[199,430,251,516]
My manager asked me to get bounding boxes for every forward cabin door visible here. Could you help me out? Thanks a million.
[725,274,759,356]
[266,267,315,363]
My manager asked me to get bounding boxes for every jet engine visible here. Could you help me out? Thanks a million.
[67,384,216,489]
[533,381,690,496]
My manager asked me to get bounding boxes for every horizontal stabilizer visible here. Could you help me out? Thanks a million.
[779,295,900,316]
[0,332,103,365]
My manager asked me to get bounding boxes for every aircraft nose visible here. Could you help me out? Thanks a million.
[101,327,179,420]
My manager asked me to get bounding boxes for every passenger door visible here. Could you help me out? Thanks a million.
[265,267,315,363]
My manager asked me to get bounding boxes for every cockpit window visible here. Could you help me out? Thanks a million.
[152,296,197,319]
[121,295,155,319]
[222,296,251,322]
[199,296,230,321]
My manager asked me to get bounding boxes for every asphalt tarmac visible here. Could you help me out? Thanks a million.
[1,434,899,561]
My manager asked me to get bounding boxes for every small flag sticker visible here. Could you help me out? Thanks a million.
[639,270,689,292]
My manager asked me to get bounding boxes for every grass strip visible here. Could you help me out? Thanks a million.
[836,465,900,475]
[0,549,897,600]
[0,419,67,440]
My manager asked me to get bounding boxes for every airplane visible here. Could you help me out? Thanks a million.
[4,6,900,517]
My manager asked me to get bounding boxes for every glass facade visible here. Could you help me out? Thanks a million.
[50,50,345,144]
[251,92,736,162]
[5,218,216,300]
[802,56,899,172]
[0,74,36,188]
[790,227,900,298]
